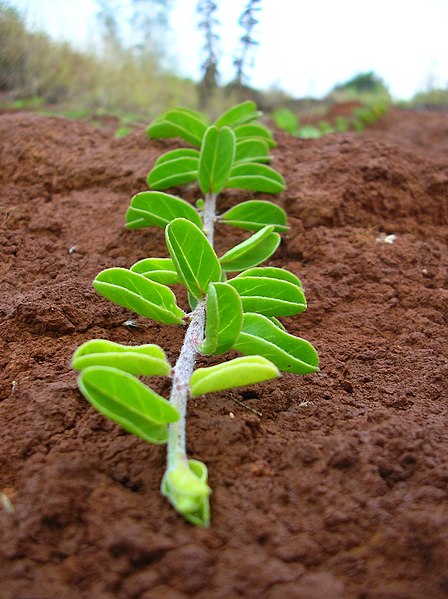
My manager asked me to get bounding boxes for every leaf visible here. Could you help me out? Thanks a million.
[161,460,211,527]
[165,218,221,299]
[234,313,319,374]
[235,266,302,287]
[125,191,202,230]
[147,108,208,147]
[228,276,307,317]
[227,163,285,194]
[146,156,199,190]
[234,122,276,147]
[220,200,288,232]
[198,282,243,355]
[155,148,200,166]
[267,316,287,332]
[214,100,262,128]
[93,268,184,325]
[72,339,171,376]
[235,139,271,164]
[198,126,236,194]
[78,366,179,444]
[190,355,279,397]
[219,226,280,272]
[130,258,180,285]
[272,108,299,133]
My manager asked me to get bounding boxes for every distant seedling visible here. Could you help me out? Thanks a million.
[72,100,319,526]
[273,102,388,139]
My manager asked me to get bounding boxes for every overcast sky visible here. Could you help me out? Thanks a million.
[9,0,448,99]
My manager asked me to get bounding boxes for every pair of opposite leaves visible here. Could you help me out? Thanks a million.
[73,341,280,446]
[146,101,284,195]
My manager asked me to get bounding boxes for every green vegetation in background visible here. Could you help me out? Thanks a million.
[329,70,391,105]
[272,72,391,140]
[272,102,388,139]
[0,2,198,117]
[402,87,448,109]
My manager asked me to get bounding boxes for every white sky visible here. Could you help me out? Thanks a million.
[9,0,448,99]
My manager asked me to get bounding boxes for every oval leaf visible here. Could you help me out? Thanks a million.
[228,276,307,317]
[93,268,184,325]
[220,200,288,232]
[198,126,236,194]
[126,191,202,230]
[72,339,171,376]
[235,139,271,164]
[155,148,200,166]
[234,313,319,374]
[235,266,302,287]
[166,218,221,299]
[234,122,276,147]
[78,366,179,444]
[199,282,243,355]
[147,108,208,147]
[227,163,285,194]
[219,226,280,272]
[130,258,180,285]
[190,355,279,397]
[267,316,287,331]
[146,156,199,190]
[214,100,262,128]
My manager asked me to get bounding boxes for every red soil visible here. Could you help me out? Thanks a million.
[0,108,447,599]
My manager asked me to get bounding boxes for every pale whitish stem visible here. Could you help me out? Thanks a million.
[166,193,217,470]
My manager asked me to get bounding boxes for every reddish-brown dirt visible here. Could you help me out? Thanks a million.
[0,107,447,599]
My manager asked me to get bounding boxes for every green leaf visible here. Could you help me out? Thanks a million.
[227,163,285,194]
[188,292,198,311]
[93,268,184,325]
[235,139,271,164]
[165,218,221,299]
[214,100,262,128]
[161,460,211,527]
[198,126,236,194]
[130,258,180,285]
[78,366,179,444]
[147,108,207,147]
[199,282,243,355]
[146,156,199,190]
[220,200,288,232]
[155,148,200,166]
[125,191,202,230]
[219,226,280,272]
[235,266,302,287]
[228,276,307,317]
[234,313,319,374]
[72,339,171,376]
[267,316,287,331]
[190,355,279,397]
[234,123,276,147]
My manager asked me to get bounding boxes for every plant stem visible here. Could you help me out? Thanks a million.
[166,192,217,470]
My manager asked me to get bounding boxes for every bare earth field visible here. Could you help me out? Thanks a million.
[0,108,447,598]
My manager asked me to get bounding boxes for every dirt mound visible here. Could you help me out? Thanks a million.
[1,109,447,599]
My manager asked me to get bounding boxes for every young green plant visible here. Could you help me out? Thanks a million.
[72,100,319,527]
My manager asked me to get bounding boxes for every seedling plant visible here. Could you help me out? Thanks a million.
[72,101,319,527]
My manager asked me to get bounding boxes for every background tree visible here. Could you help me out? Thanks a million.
[233,0,262,88]
[196,0,220,111]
